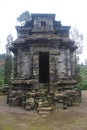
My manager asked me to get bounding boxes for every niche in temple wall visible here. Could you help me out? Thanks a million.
[17,48,32,78]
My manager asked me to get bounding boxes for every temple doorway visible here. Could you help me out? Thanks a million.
[39,52,49,83]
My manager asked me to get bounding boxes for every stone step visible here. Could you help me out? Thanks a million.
[37,106,53,111]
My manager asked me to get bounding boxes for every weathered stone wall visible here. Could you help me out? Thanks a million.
[14,54,17,78]
[15,45,75,82]
[33,54,39,79]
[21,48,32,78]
[66,49,71,77]
[33,18,54,32]
[17,48,22,78]
[71,52,76,77]
[49,48,58,82]
[56,48,66,78]
[16,48,32,78]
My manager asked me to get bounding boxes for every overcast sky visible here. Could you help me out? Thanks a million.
[0,0,87,63]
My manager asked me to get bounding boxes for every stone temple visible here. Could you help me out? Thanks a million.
[8,13,81,112]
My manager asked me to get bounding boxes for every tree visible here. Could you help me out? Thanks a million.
[6,34,13,55]
[7,34,13,44]
[4,55,12,86]
[17,10,31,25]
[4,34,13,86]
[0,54,5,87]
[69,26,83,81]
[0,64,5,87]
[69,26,83,54]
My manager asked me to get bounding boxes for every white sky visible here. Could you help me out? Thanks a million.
[0,0,87,63]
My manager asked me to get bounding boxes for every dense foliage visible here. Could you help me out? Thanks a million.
[0,65,4,87]
[0,54,5,87]
[75,64,82,82]
[76,65,87,90]
[4,55,13,86]
[17,11,31,25]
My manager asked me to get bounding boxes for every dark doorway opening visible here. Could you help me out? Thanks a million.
[39,52,49,83]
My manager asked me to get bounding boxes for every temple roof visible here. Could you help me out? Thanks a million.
[11,13,77,51]
[12,33,74,46]
[31,13,56,19]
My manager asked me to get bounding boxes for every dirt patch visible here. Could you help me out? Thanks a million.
[0,91,87,130]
